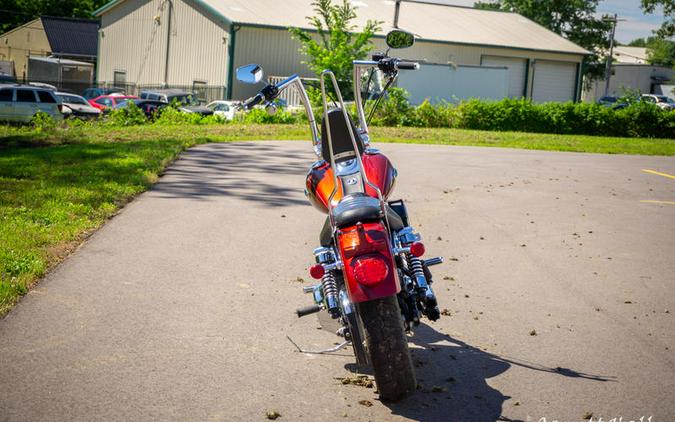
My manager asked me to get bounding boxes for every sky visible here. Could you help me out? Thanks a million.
[432,0,665,43]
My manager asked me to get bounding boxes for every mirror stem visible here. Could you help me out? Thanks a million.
[393,0,401,28]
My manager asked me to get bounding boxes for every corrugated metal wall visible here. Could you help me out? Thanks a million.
[231,26,313,100]
[98,0,228,87]
[166,0,228,86]
[99,0,168,84]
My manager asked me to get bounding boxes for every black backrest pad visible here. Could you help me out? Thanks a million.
[321,108,364,163]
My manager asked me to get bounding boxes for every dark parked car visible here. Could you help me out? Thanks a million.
[139,89,213,115]
[113,99,168,118]
[82,87,125,100]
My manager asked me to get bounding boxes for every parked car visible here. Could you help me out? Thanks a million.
[89,95,139,111]
[0,84,64,123]
[0,74,17,83]
[113,98,169,118]
[82,87,126,99]
[55,92,101,119]
[597,96,618,107]
[205,100,238,120]
[28,82,57,91]
[641,94,675,110]
[139,89,213,115]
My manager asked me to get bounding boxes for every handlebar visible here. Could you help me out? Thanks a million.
[241,93,265,109]
[396,60,419,70]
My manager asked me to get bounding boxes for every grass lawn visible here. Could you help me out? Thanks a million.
[0,122,673,314]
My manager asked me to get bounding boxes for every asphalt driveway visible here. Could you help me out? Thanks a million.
[1,141,673,421]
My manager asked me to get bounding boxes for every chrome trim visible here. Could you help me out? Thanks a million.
[335,158,359,176]
[270,74,321,158]
[423,257,444,267]
[320,69,392,236]
[352,60,380,140]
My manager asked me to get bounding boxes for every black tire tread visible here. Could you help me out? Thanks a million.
[358,296,416,401]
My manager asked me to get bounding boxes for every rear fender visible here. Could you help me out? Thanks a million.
[337,221,399,303]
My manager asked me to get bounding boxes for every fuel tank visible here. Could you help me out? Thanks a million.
[305,149,397,213]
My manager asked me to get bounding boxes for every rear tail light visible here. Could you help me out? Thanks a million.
[409,242,425,257]
[309,264,325,280]
[337,222,400,302]
[339,223,388,257]
[352,254,389,286]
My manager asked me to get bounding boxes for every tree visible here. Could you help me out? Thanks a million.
[473,0,612,81]
[641,0,675,38]
[628,38,648,47]
[626,36,675,67]
[289,0,381,99]
[0,0,108,33]
[647,38,675,66]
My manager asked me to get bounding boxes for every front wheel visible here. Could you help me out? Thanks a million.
[358,296,416,401]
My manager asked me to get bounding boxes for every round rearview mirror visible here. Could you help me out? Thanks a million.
[236,64,264,84]
[386,29,415,49]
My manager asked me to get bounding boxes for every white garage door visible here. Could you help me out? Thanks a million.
[481,56,527,98]
[532,60,578,103]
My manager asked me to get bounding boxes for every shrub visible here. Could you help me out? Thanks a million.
[30,112,57,133]
[106,101,147,126]
[236,107,299,124]
[369,87,413,127]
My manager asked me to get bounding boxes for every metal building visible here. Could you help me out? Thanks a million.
[94,0,588,103]
[0,16,98,82]
[583,47,674,102]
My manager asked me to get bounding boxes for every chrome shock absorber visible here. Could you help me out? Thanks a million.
[397,227,440,321]
[407,252,440,321]
[321,271,340,318]
[314,247,341,318]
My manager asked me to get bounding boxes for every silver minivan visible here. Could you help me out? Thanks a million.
[0,84,64,123]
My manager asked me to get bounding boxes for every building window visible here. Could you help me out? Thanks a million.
[113,70,126,88]
[192,80,207,102]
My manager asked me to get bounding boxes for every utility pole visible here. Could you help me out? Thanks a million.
[603,14,621,97]
[163,0,173,87]
[393,0,401,28]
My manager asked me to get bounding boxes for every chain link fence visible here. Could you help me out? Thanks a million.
[16,78,228,104]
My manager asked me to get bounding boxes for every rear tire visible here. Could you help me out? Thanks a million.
[358,296,416,401]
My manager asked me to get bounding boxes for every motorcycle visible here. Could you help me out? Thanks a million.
[236,29,444,401]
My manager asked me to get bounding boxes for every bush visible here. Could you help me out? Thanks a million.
[153,106,229,125]
[106,101,147,126]
[236,107,299,124]
[30,112,57,133]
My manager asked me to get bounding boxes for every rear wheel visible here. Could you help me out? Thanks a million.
[358,296,416,401]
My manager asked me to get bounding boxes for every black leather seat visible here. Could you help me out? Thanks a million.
[319,195,405,246]
[333,193,382,228]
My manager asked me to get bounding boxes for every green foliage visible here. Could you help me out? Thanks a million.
[368,87,413,127]
[289,0,381,99]
[150,106,227,125]
[647,38,675,67]
[364,91,674,138]
[0,0,109,33]
[236,108,299,124]
[641,0,675,38]
[473,0,612,81]
[30,112,56,133]
[106,101,147,126]
[627,36,675,67]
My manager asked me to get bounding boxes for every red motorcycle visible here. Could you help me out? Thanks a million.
[237,29,443,401]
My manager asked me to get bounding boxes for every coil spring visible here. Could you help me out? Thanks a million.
[407,253,425,280]
[322,271,339,311]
